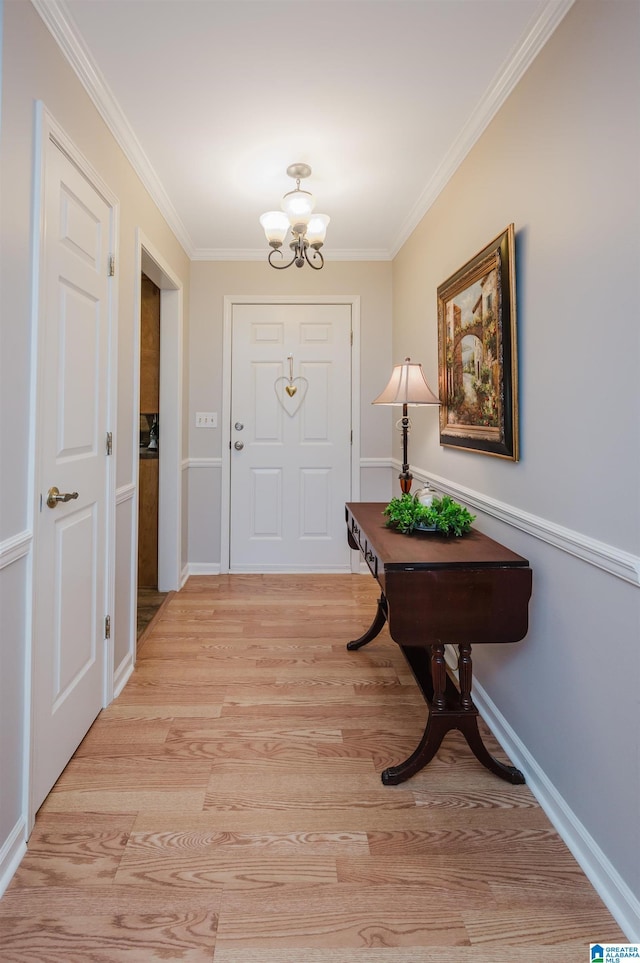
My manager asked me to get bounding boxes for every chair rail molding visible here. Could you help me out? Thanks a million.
[392,460,640,587]
[0,530,32,570]
[185,457,222,470]
[115,483,135,505]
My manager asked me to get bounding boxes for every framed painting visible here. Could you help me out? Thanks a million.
[437,224,519,460]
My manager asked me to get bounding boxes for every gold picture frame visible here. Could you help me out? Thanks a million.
[437,224,519,460]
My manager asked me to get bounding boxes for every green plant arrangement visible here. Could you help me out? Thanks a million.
[383,493,476,537]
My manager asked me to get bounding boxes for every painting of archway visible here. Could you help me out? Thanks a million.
[437,225,519,459]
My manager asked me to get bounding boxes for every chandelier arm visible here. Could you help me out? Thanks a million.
[267,247,297,270]
[304,246,324,270]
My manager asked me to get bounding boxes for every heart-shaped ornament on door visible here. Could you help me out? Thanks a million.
[274,376,308,416]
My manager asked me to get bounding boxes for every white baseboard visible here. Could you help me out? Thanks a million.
[185,562,221,577]
[465,663,640,940]
[112,656,134,699]
[228,564,352,574]
[0,818,27,899]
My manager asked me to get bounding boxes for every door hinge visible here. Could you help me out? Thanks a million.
[350,330,353,346]
[106,431,113,455]
[108,255,115,277]
[350,429,353,445]
[105,615,111,639]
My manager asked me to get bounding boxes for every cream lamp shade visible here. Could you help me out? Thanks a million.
[372,357,440,493]
[372,358,440,406]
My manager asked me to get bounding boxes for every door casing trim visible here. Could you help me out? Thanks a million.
[221,295,361,574]
[133,231,184,595]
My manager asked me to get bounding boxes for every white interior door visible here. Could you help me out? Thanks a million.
[31,133,113,813]
[230,302,352,571]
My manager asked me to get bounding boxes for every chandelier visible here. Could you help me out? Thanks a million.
[260,163,330,270]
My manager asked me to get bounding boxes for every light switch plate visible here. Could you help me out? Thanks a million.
[195,411,217,428]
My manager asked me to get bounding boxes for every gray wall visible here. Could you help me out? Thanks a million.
[392,0,640,933]
[186,259,393,568]
[0,0,190,884]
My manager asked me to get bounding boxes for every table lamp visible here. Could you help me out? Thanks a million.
[372,357,440,493]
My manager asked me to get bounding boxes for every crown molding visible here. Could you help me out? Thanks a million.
[31,0,195,258]
[32,0,573,265]
[389,0,576,257]
[190,247,392,262]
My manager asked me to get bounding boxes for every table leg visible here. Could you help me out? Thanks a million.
[347,594,388,651]
[380,640,525,785]
[431,643,447,710]
[458,642,473,710]
[457,713,525,784]
[382,707,525,786]
[382,712,452,785]
[454,643,524,783]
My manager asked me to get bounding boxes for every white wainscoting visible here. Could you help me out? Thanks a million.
[401,461,640,587]
[443,647,640,938]
[383,457,640,938]
[0,817,27,900]
[0,532,32,897]
[182,454,640,584]
[113,483,136,697]
[184,457,221,577]
[0,530,32,570]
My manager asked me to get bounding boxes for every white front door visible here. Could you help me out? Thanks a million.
[31,131,113,813]
[230,302,352,571]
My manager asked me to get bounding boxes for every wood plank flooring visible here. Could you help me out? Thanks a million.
[136,587,169,640]
[0,574,626,961]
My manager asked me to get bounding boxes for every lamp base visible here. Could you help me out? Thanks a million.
[399,469,413,494]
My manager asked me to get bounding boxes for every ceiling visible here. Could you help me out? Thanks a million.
[35,0,573,260]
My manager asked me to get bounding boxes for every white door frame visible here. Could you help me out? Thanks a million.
[221,295,361,574]
[27,103,119,827]
[133,231,183,596]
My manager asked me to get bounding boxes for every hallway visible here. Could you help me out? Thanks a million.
[0,575,625,961]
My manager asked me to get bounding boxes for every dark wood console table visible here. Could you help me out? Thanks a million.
[346,502,532,785]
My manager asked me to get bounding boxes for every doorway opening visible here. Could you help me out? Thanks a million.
[137,273,166,636]
[131,234,183,657]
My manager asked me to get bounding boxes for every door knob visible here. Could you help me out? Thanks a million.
[234,441,244,450]
[47,487,79,509]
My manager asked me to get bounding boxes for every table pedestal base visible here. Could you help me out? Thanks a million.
[348,594,525,786]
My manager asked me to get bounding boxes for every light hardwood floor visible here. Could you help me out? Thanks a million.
[0,574,626,961]
[136,586,169,639]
